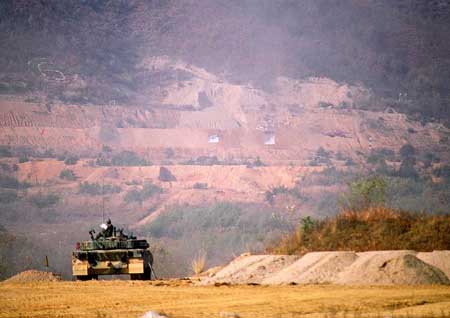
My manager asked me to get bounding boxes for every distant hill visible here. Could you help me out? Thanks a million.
[0,0,449,125]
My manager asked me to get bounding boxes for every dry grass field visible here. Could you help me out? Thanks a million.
[1,281,450,318]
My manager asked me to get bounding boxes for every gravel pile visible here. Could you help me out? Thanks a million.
[203,250,450,286]
[3,270,61,283]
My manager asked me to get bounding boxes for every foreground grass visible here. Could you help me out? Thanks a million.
[1,281,450,318]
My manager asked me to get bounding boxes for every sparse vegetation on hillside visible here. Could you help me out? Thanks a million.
[59,169,77,181]
[0,190,18,204]
[78,182,121,196]
[64,156,79,165]
[145,202,289,275]
[0,175,30,189]
[111,151,150,166]
[268,208,450,255]
[29,193,60,208]
[124,182,162,204]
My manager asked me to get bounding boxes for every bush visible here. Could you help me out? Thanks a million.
[79,182,121,195]
[340,176,387,210]
[0,175,30,189]
[95,157,111,166]
[433,165,450,180]
[147,202,288,240]
[265,186,290,205]
[111,151,150,166]
[367,148,396,164]
[18,156,29,163]
[102,145,113,153]
[159,167,176,182]
[193,182,208,189]
[309,147,332,166]
[59,169,77,181]
[0,191,18,203]
[30,193,60,208]
[182,156,220,166]
[164,148,175,159]
[99,125,119,142]
[398,159,418,179]
[268,208,450,254]
[64,156,79,165]
[124,182,162,204]
[0,164,11,172]
[399,144,416,159]
[0,146,12,157]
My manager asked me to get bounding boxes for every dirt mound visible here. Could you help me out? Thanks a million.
[203,251,450,286]
[201,254,299,285]
[263,251,358,285]
[336,251,450,285]
[3,270,61,283]
[417,251,450,279]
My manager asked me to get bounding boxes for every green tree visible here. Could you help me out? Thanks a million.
[341,176,387,210]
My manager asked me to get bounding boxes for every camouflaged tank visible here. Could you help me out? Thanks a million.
[72,223,154,280]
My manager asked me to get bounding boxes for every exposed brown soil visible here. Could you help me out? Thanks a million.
[3,270,61,283]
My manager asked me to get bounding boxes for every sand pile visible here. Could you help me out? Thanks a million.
[201,254,299,285]
[336,251,449,285]
[3,270,61,283]
[417,251,450,279]
[203,251,450,286]
[263,251,358,285]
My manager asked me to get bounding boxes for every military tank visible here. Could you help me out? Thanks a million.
[72,220,154,280]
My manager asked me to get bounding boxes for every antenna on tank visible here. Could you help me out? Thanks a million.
[102,177,105,223]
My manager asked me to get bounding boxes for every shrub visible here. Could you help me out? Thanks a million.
[95,157,111,166]
[0,191,18,203]
[30,193,60,208]
[318,101,334,108]
[309,147,332,166]
[59,169,77,181]
[340,176,387,210]
[182,156,220,166]
[99,125,119,142]
[111,151,150,166]
[64,156,79,165]
[0,146,12,157]
[433,165,450,180]
[268,208,450,254]
[398,159,418,179]
[79,182,121,195]
[193,182,208,189]
[124,182,162,204]
[102,145,113,153]
[254,156,265,167]
[399,143,416,159]
[0,176,30,189]
[367,148,396,164]
[265,186,290,205]
[345,158,355,166]
[164,148,175,159]
[159,167,176,182]
[191,252,206,275]
[18,156,29,163]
